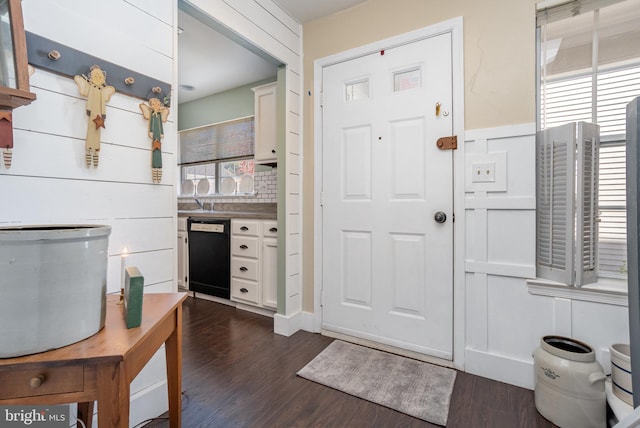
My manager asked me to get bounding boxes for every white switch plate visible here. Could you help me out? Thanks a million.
[472,163,496,183]
[464,151,507,192]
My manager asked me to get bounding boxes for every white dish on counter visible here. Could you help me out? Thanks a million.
[181,180,194,195]
[238,175,254,193]
[196,178,210,195]
[220,177,236,195]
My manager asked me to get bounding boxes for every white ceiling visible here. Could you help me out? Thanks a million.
[273,0,367,24]
[177,0,367,104]
[177,9,278,103]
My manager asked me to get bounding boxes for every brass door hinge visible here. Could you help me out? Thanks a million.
[436,136,457,150]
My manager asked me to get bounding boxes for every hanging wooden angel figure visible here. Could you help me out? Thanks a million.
[74,65,116,167]
[0,111,13,168]
[140,89,170,183]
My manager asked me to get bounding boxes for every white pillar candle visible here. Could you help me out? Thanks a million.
[121,247,129,290]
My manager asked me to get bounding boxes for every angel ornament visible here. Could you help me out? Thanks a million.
[74,65,116,167]
[140,95,170,183]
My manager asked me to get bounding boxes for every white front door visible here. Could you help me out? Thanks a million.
[322,32,454,359]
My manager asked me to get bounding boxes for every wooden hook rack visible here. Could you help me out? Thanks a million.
[25,32,172,106]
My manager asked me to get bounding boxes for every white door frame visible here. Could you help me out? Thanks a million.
[313,16,466,369]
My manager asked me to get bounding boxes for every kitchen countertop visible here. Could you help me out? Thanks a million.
[177,202,277,220]
[178,210,277,220]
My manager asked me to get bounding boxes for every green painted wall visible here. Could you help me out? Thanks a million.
[177,77,276,131]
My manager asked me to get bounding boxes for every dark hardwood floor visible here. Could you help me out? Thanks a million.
[143,296,555,428]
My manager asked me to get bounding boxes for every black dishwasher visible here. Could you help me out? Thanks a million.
[187,218,231,299]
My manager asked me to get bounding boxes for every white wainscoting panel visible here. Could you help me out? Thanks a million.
[463,123,629,390]
[486,275,554,358]
[572,300,631,352]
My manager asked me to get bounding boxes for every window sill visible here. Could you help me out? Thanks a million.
[178,193,257,200]
[527,277,628,306]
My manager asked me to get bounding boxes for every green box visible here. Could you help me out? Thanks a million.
[124,266,144,328]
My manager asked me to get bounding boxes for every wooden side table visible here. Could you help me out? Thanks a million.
[0,292,187,428]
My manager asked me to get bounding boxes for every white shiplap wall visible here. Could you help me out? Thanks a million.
[8,0,177,295]
[1,0,177,424]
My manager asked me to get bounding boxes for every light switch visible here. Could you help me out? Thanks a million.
[471,163,496,183]
[465,151,506,192]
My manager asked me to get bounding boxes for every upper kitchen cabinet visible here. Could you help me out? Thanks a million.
[252,82,278,165]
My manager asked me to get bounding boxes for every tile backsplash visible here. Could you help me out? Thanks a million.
[253,169,278,203]
[181,168,277,204]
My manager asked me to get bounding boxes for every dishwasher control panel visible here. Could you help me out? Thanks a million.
[190,223,225,233]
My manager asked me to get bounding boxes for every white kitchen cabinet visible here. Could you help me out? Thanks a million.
[231,220,261,305]
[230,219,278,310]
[177,218,188,290]
[252,82,277,165]
[261,220,278,309]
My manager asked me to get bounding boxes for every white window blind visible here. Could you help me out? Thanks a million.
[179,116,255,164]
[599,142,627,278]
[541,65,640,136]
[598,67,640,135]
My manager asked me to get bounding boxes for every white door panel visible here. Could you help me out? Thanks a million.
[322,33,454,358]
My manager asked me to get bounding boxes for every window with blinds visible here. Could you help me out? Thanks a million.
[537,0,640,284]
[178,116,256,197]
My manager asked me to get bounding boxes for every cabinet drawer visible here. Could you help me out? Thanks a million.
[0,365,84,399]
[232,220,260,236]
[263,221,278,238]
[231,236,259,258]
[231,278,259,304]
[231,257,259,281]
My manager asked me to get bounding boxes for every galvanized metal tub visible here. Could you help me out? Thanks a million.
[0,225,111,358]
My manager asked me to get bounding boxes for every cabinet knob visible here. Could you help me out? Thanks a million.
[240,244,248,249]
[239,266,248,272]
[271,149,276,154]
[29,375,45,389]
[269,227,278,233]
[240,288,249,293]
[240,226,249,231]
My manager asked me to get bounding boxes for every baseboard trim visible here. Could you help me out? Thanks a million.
[235,302,276,318]
[274,311,302,336]
[300,310,319,333]
[274,310,317,336]
[465,348,534,390]
[129,379,169,427]
[84,378,170,427]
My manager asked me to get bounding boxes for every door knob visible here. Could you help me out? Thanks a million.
[434,211,447,223]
